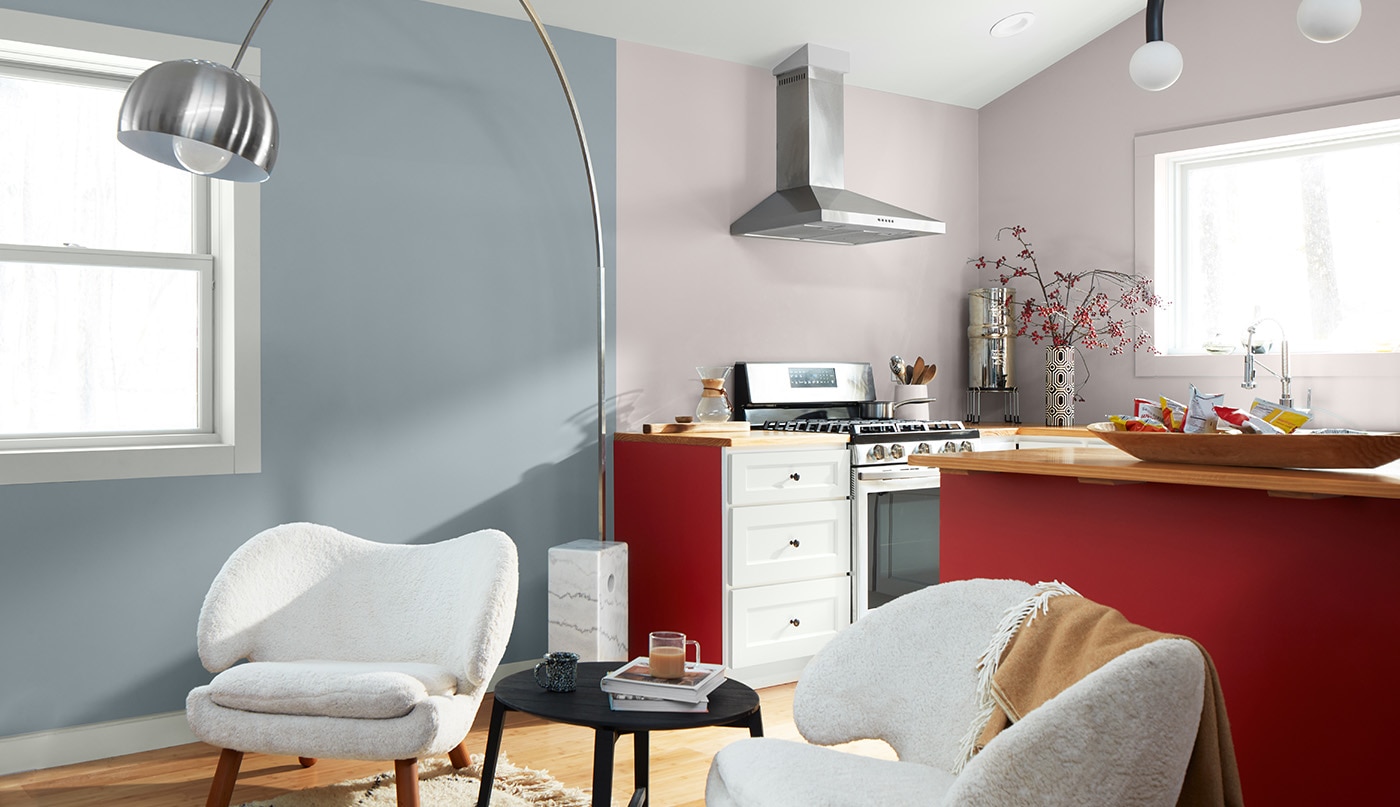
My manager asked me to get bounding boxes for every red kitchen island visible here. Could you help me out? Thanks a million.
[909,445,1400,805]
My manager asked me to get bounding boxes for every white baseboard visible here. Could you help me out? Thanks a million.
[0,660,541,777]
[0,710,195,777]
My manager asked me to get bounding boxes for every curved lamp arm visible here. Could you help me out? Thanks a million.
[120,0,609,541]
[515,0,609,543]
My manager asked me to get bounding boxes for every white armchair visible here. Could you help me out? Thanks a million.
[706,578,1206,807]
[186,522,518,807]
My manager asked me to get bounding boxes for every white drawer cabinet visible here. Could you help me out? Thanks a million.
[730,576,851,669]
[729,449,849,505]
[723,445,851,686]
[616,438,852,690]
[729,499,850,588]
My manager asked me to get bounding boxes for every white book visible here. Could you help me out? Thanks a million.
[608,692,710,713]
[599,657,727,703]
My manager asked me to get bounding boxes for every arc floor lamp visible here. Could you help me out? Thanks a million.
[116,0,610,545]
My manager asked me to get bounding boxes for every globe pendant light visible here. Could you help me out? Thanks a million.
[1129,0,1182,91]
[1297,0,1362,44]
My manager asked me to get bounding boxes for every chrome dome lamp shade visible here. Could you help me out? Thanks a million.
[118,58,278,183]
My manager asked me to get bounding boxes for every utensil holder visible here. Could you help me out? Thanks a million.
[894,384,931,420]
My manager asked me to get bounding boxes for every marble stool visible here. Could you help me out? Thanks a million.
[547,539,629,661]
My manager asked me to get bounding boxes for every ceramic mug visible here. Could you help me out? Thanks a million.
[648,631,700,679]
[533,651,580,692]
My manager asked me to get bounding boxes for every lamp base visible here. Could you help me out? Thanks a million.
[547,539,628,661]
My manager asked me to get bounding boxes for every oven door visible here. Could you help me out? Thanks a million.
[852,464,941,618]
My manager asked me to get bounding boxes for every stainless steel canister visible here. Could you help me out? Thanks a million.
[968,288,1014,389]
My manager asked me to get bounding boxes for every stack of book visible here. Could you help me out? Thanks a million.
[600,657,726,713]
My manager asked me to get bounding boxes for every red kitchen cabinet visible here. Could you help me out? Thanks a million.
[939,469,1400,805]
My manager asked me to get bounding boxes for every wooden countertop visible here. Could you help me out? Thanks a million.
[614,423,1089,449]
[615,431,849,448]
[908,445,1400,500]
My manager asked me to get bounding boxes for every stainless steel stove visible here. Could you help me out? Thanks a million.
[732,361,985,617]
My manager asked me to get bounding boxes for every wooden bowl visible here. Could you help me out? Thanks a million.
[1085,422,1400,469]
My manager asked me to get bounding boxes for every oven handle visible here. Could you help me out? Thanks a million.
[854,469,941,491]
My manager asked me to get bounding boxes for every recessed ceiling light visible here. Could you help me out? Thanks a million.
[990,12,1036,38]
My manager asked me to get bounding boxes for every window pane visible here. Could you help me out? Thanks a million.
[1172,135,1400,354]
[0,262,201,436]
[0,69,195,253]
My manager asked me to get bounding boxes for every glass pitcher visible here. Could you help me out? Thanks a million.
[695,365,733,422]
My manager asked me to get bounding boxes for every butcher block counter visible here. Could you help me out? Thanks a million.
[911,442,1400,804]
[908,444,1400,499]
[614,430,848,448]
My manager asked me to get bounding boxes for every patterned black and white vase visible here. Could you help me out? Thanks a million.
[1044,346,1075,427]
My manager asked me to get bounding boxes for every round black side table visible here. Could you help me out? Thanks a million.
[477,661,763,807]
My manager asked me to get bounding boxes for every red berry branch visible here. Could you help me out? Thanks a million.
[972,226,1168,356]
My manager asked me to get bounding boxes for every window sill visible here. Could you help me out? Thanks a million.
[0,441,260,486]
[1135,349,1399,379]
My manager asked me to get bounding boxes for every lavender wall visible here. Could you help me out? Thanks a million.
[979,0,1400,431]
[614,42,980,430]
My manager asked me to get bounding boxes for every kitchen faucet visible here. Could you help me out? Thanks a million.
[1241,321,1295,409]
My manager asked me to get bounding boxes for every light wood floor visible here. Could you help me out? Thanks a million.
[0,683,894,807]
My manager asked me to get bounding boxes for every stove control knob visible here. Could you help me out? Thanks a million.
[889,443,905,459]
[915,442,932,455]
[960,440,974,452]
[938,441,957,454]
[867,444,886,461]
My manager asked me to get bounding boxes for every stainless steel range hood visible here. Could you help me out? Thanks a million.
[731,45,946,246]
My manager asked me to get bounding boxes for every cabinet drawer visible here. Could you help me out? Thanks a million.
[730,500,850,588]
[728,448,849,506]
[730,577,850,669]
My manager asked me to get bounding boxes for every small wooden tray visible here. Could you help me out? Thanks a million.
[642,422,752,434]
[1086,422,1400,469]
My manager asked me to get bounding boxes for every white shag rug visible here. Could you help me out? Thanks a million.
[236,755,599,807]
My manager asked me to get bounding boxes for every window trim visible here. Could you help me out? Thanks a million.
[0,9,260,485]
[1133,94,1400,381]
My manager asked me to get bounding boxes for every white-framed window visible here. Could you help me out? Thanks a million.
[0,9,260,485]
[1134,95,1400,381]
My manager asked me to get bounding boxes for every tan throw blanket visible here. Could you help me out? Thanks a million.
[968,585,1243,807]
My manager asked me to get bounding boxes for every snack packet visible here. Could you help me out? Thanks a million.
[1184,385,1225,433]
[1213,405,1282,435]
[1159,396,1188,432]
[1132,397,1164,422]
[1248,398,1313,434]
[1110,414,1169,432]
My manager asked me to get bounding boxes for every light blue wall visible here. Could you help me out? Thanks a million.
[0,0,615,738]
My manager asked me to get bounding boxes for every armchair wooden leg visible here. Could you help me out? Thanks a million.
[298,757,318,768]
[395,758,420,807]
[205,748,243,807]
[448,738,470,769]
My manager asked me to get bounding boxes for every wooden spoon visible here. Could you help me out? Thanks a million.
[910,357,926,386]
[923,363,937,384]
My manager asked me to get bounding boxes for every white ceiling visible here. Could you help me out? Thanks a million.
[428,0,1144,109]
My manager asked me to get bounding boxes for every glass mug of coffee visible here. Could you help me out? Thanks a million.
[648,631,700,679]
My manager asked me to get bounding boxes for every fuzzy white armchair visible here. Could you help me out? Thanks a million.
[186,522,518,807]
[706,578,1207,807]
